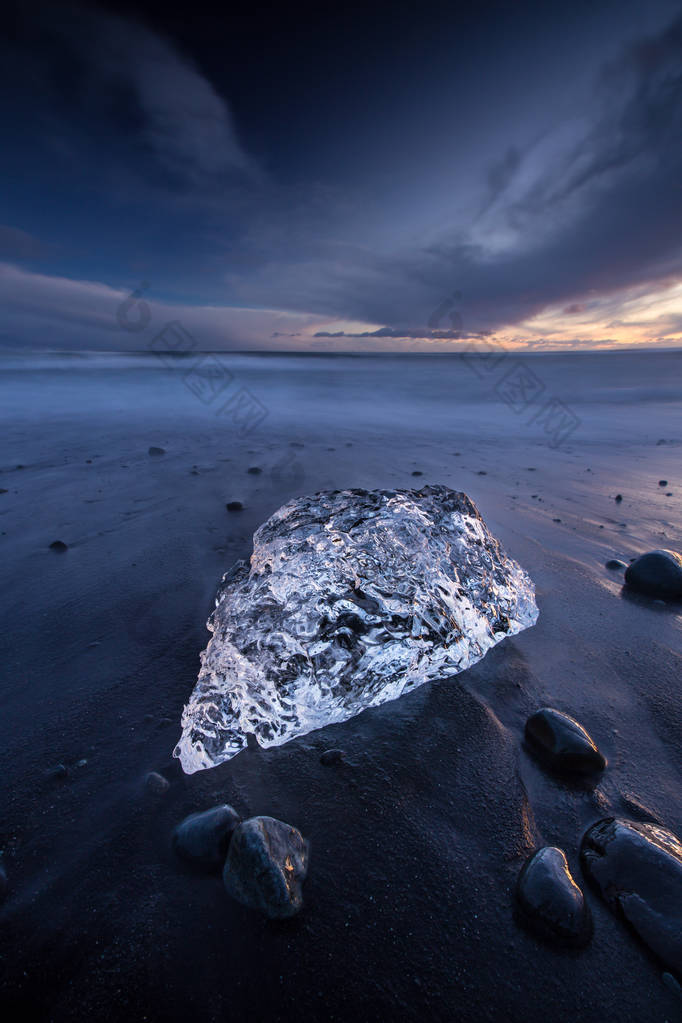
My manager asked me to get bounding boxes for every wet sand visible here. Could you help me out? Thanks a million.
[0,350,681,1021]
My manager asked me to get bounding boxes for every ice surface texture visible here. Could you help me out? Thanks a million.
[175,486,539,773]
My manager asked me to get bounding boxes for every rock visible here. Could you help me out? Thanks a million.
[145,771,170,794]
[49,540,68,552]
[606,559,627,571]
[515,847,592,947]
[525,708,606,775]
[0,488,8,494]
[553,518,561,523]
[624,550,682,600]
[247,466,262,474]
[47,763,68,780]
[662,972,682,999]
[225,501,243,512]
[320,748,345,766]
[411,470,423,477]
[175,486,538,771]
[615,494,623,503]
[148,446,166,456]
[659,480,668,487]
[581,817,682,973]
[223,816,309,919]
[173,804,241,869]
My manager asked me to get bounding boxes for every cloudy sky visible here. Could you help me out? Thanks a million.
[1,0,681,351]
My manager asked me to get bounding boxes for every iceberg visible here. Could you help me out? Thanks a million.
[174,485,539,773]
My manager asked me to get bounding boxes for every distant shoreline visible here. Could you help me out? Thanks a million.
[1,346,682,358]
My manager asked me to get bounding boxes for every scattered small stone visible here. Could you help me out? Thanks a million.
[16,465,24,470]
[226,501,244,512]
[148,446,166,456]
[411,470,423,477]
[49,540,68,552]
[659,480,668,487]
[86,459,92,464]
[320,748,345,766]
[525,708,606,775]
[477,471,487,476]
[606,559,627,571]
[656,438,667,445]
[615,494,623,503]
[624,549,682,600]
[581,817,682,973]
[0,488,7,494]
[247,466,262,474]
[662,972,682,999]
[173,804,241,870]
[223,816,309,919]
[553,517,561,523]
[145,771,170,794]
[75,758,88,768]
[667,492,673,496]
[515,846,592,947]
[527,467,536,471]
[87,641,101,648]
[48,763,68,780]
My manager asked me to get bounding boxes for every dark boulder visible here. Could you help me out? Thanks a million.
[223,816,309,919]
[624,550,682,600]
[148,446,166,456]
[225,501,243,512]
[525,708,606,775]
[173,804,241,870]
[49,540,68,552]
[606,559,627,571]
[516,846,592,947]
[581,817,682,973]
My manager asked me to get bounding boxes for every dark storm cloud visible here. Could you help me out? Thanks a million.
[232,11,682,336]
[2,2,260,199]
[0,1,680,349]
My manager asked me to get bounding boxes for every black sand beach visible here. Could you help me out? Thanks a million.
[1,350,681,1021]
